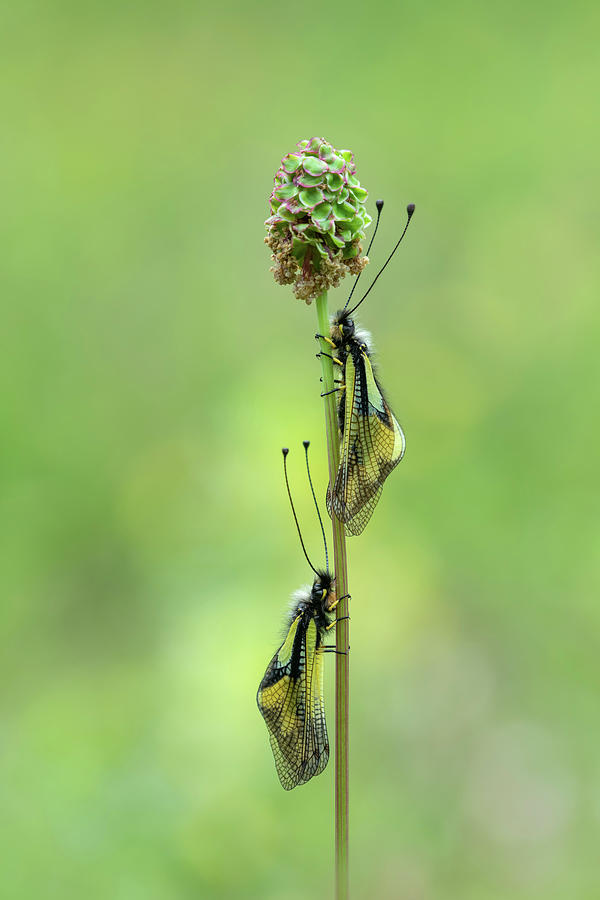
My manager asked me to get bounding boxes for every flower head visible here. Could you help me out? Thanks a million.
[265,137,371,303]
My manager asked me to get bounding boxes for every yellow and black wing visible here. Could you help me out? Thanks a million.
[327,349,405,535]
[257,614,329,790]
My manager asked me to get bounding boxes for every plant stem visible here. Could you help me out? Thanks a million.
[315,290,349,900]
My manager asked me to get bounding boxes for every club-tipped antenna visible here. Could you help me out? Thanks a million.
[282,448,318,575]
[343,199,385,311]
[346,203,415,317]
[303,440,329,572]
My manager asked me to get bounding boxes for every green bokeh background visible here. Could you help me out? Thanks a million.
[2,1,599,898]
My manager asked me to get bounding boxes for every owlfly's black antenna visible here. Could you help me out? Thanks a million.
[282,448,318,575]
[303,440,329,572]
[346,202,415,317]
[343,198,385,311]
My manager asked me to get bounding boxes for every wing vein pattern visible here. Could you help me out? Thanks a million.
[257,615,329,790]
[327,349,405,535]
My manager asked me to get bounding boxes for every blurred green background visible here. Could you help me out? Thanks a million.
[2,1,599,897]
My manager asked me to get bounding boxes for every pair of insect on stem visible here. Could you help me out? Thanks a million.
[258,199,415,790]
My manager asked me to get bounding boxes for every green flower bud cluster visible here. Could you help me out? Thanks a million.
[265,137,371,303]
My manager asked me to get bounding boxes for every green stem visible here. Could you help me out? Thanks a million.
[315,290,349,900]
